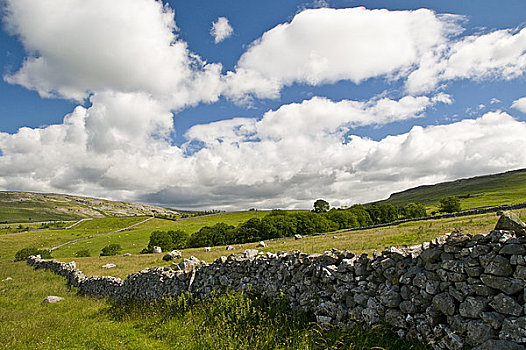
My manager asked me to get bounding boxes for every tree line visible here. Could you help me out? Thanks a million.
[143,200,436,252]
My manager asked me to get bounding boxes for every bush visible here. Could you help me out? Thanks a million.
[147,231,173,252]
[100,244,122,256]
[75,249,91,257]
[14,247,52,261]
[167,230,189,250]
[438,196,462,213]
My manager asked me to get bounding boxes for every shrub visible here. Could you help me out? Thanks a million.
[100,243,122,256]
[14,247,52,261]
[167,230,189,250]
[147,231,173,252]
[438,196,462,213]
[75,249,91,257]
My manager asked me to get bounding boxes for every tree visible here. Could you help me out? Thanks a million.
[313,199,330,213]
[147,231,173,252]
[438,196,462,213]
[400,202,427,219]
[324,209,358,229]
[100,244,122,256]
[167,230,189,250]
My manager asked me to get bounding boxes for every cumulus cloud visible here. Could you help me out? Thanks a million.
[407,28,526,93]
[210,17,234,43]
[2,88,524,210]
[3,0,223,108]
[225,7,461,100]
[512,97,526,113]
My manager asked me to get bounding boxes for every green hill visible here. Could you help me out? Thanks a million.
[0,191,179,223]
[377,168,526,210]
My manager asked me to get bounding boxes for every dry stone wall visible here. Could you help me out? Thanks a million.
[27,229,526,350]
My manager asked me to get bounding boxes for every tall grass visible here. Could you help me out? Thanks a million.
[108,291,429,350]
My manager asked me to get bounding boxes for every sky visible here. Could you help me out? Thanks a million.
[0,0,526,211]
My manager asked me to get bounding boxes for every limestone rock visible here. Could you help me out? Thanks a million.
[152,246,162,254]
[204,247,211,252]
[433,292,456,316]
[257,241,267,248]
[101,263,116,269]
[226,245,234,250]
[495,212,526,236]
[490,294,523,316]
[42,296,64,304]
[3,277,12,281]
[163,250,182,261]
[294,234,303,240]
[474,339,523,350]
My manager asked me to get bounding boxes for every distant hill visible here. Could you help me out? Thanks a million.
[377,168,526,209]
[0,191,179,223]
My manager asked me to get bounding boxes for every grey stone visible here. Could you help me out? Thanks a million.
[467,319,495,346]
[500,317,526,343]
[152,246,162,254]
[481,311,506,329]
[515,266,526,280]
[3,277,12,281]
[474,339,523,350]
[294,234,303,240]
[495,211,526,236]
[379,289,401,308]
[204,247,211,252]
[490,294,523,316]
[257,241,267,248]
[163,250,182,261]
[433,292,456,316]
[421,247,442,263]
[226,245,235,250]
[485,256,513,277]
[101,263,116,269]
[42,296,64,304]
[500,244,526,256]
[122,253,132,256]
[459,296,488,318]
[481,274,524,295]
[242,249,259,259]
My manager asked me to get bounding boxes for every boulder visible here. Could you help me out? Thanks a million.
[101,263,116,269]
[152,246,162,254]
[294,234,303,240]
[175,256,201,273]
[3,277,12,281]
[257,241,267,248]
[163,250,182,261]
[226,245,235,250]
[42,296,64,304]
[495,211,526,236]
[204,247,211,252]
[122,253,132,257]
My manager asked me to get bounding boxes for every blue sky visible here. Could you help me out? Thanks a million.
[0,0,526,210]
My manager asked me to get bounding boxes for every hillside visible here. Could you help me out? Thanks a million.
[377,168,526,209]
[0,191,179,223]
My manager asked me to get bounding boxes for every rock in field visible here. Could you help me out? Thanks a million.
[42,296,64,304]
[163,250,182,261]
[257,241,267,248]
[101,263,116,269]
[226,245,235,250]
[152,246,162,254]
[495,211,526,236]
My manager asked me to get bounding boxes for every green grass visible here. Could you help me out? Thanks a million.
[0,217,146,261]
[379,168,526,210]
[3,208,525,349]
[0,261,429,349]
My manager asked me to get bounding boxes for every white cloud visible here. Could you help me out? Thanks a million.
[2,90,524,210]
[3,0,223,108]
[407,28,526,93]
[225,7,461,100]
[512,97,526,113]
[210,17,234,43]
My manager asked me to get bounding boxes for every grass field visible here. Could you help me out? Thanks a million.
[2,207,525,349]
[0,262,428,349]
[0,191,179,223]
[380,168,526,210]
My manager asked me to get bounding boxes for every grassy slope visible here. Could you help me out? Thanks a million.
[3,208,525,349]
[378,168,526,210]
[0,191,179,223]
